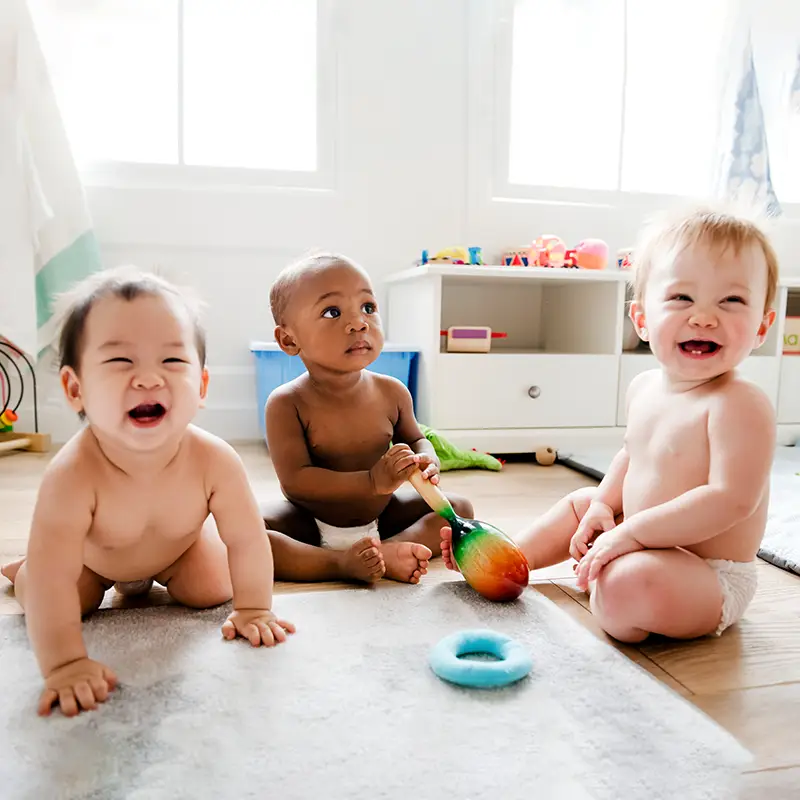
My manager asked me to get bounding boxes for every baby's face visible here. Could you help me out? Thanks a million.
[62,293,208,451]
[634,239,774,383]
[278,262,384,374]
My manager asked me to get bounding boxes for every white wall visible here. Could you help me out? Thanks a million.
[23,0,800,443]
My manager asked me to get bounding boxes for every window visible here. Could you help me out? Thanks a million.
[505,0,798,202]
[30,0,320,175]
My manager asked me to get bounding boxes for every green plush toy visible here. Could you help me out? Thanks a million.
[420,424,503,472]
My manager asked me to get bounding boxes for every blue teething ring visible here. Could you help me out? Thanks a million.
[429,629,532,688]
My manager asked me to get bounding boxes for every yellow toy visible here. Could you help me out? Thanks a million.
[0,408,17,432]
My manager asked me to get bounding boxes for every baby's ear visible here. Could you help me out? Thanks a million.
[60,367,85,414]
[754,308,777,348]
[274,325,300,356]
[629,301,648,341]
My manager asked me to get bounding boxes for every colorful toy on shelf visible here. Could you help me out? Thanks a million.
[409,470,530,602]
[502,248,530,267]
[617,247,634,270]
[533,234,567,268]
[440,327,507,353]
[421,246,483,266]
[502,236,612,270]
[574,239,609,270]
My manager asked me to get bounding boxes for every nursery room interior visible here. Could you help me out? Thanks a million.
[2,0,800,797]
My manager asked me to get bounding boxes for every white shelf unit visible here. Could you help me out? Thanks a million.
[386,265,800,452]
[778,283,800,425]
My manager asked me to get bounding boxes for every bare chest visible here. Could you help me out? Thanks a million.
[625,394,711,495]
[88,471,210,550]
[302,401,396,472]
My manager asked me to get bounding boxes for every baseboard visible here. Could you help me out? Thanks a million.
[431,427,627,456]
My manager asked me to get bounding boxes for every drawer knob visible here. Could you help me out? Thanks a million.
[527,385,541,399]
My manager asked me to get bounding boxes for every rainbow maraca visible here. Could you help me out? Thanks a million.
[409,471,530,602]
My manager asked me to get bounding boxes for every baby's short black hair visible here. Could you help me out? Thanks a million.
[57,265,207,373]
[270,251,365,325]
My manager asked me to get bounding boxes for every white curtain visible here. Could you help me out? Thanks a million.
[715,0,800,215]
[0,0,102,360]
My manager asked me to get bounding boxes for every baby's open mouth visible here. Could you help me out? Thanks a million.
[679,340,721,358]
[128,403,167,426]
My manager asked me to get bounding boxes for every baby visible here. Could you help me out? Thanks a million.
[262,252,473,584]
[2,266,293,718]
[444,206,778,641]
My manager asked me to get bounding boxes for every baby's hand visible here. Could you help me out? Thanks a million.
[575,527,644,590]
[417,453,440,485]
[39,657,118,717]
[569,501,617,562]
[440,525,459,572]
[369,444,420,495]
[222,609,296,647]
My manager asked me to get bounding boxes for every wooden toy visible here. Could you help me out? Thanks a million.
[617,247,634,270]
[409,470,530,602]
[534,447,557,466]
[502,248,530,266]
[0,408,16,432]
[440,327,507,353]
[575,239,609,270]
[0,341,51,455]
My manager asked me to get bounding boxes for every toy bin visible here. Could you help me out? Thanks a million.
[250,341,420,439]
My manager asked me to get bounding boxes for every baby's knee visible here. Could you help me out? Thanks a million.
[568,487,599,521]
[594,554,665,617]
[449,494,474,520]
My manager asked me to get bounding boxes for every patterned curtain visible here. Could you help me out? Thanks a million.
[724,34,782,216]
[718,4,800,216]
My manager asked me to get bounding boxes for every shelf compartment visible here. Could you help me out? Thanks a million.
[440,278,620,356]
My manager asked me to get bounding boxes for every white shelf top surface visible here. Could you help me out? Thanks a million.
[387,264,629,284]
[388,263,800,288]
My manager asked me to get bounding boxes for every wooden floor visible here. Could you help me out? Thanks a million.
[2,443,799,796]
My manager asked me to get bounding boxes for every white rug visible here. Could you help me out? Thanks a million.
[0,583,749,800]
[560,445,800,576]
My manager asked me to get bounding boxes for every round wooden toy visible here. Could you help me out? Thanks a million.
[534,447,557,466]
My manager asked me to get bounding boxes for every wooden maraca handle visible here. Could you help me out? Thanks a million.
[408,469,453,517]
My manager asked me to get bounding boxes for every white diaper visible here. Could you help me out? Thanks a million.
[706,559,759,636]
[316,519,380,551]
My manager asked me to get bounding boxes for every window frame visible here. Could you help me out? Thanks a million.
[483,0,800,218]
[74,0,337,192]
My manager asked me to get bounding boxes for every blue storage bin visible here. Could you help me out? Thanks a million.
[250,341,420,439]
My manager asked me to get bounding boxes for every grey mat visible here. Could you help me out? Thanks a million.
[560,445,800,576]
[0,583,748,800]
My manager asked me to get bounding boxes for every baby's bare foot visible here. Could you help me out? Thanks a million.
[381,541,432,584]
[1,558,24,584]
[440,525,459,572]
[339,537,385,583]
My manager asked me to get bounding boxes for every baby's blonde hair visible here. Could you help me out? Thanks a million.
[270,251,365,325]
[631,205,780,312]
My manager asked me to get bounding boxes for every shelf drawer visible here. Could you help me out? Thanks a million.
[431,354,618,429]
